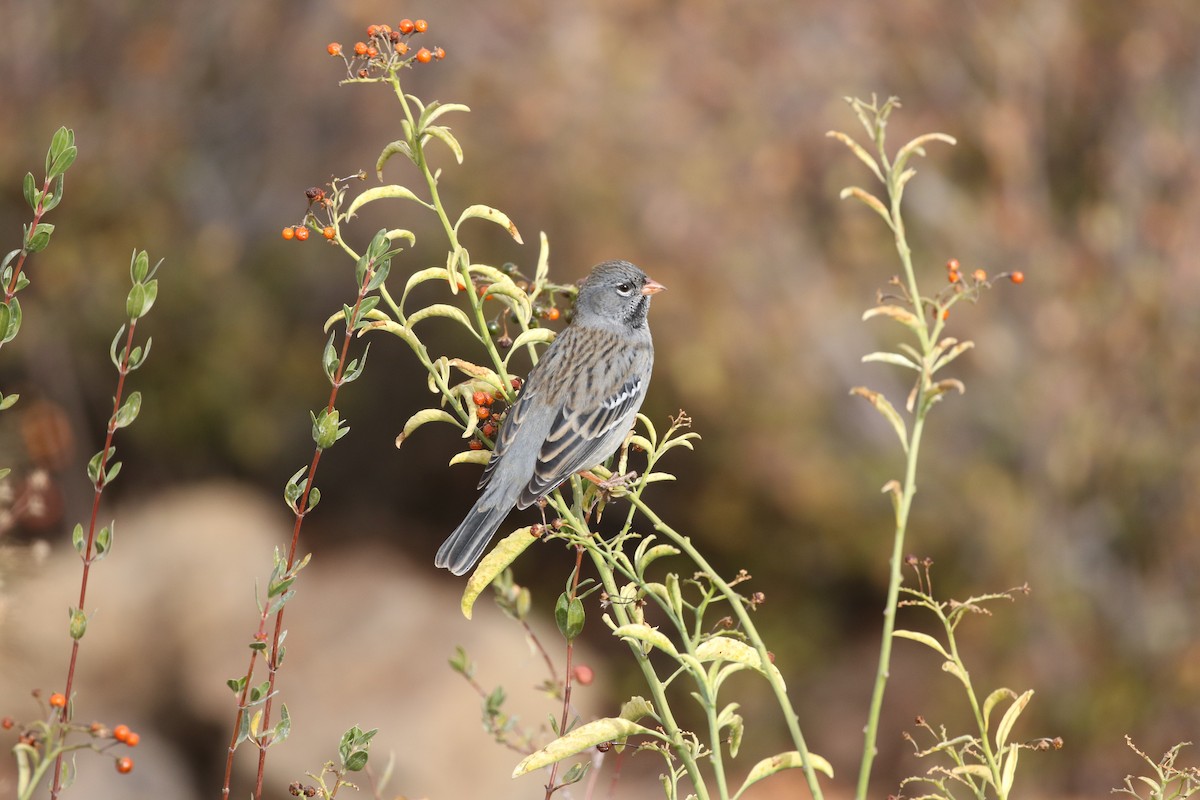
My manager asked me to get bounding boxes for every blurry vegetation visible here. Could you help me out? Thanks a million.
[1,2,1199,796]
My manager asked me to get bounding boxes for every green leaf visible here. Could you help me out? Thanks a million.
[25,222,53,253]
[453,204,523,244]
[113,391,142,429]
[449,449,491,467]
[227,676,248,694]
[634,541,680,577]
[0,393,17,412]
[48,145,77,180]
[94,524,113,559]
[405,303,476,334]
[1,298,19,343]
[512,718,656,777]
[86,447,115,485]
[838,186,892,227]
[23,172,38,210]
[894,132,957,175]
[130,250,149,282]
[999,743,1019,796]
[346,185,429,219]
[892,629,951,660]
[42,175,64,213]
[418,100,470,129]
[460,526,539,619]
[555,593,585,640]
[619,696,654,724]
[272,703,292,746]
[68,607,88,639]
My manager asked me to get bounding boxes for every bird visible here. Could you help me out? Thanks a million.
[435,260,665,575]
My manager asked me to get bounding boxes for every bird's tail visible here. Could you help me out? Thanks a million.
[435,498,511,576]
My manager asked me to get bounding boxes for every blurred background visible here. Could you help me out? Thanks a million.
[2,0,1199,798]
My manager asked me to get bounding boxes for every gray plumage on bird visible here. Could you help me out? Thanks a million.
[435,260,665,575]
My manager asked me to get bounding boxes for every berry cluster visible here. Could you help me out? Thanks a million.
[2,691,141,776]
[466,379,522,451]
[478,262,576,350]
[327,20,445,81]
[280,175,365,244]
[944,258,1025,287]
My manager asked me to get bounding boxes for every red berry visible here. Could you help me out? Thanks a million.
[115,756,133,774]
[48,693,66,708]
[357,68,369,78]
[511,377,522,390]
[398,18,415,34]
[414,19,428,33]
[573,664,594,685]
[113,724,131,743]
[124,731,140,747]
[323,226,335,240]
[326,43,342,56]
[481,423,497,438]
[1009,270,1025,284]
[415,47,432,63]
[353,41,368,56]
[1,717,14,730]
[281,227,295,241]
[433,46,445,60]
[468,439,483,451]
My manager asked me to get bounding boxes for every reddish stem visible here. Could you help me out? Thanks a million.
[545,545,585,799]
[243,263,375,800]
[49,319,139,799]
[2,175,52,304]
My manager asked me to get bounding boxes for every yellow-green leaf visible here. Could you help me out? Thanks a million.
[611,623,679,658]
[695,638,786,689]
[513,718,655,777]
[995,689,1033,751]
[395,408,460,448]
[449,449,491,467]
[982,687,1017,733]
[454,204,523,244]
[892,629,951,660]
[460,526,539,619]
[863,304,923,331]
[736,750,835,796]
[346,185,428,219]
[850,387,908,453]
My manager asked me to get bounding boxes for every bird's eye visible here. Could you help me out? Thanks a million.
[616,282,633,295]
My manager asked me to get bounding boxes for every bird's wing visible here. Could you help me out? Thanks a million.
[516,373,645,506]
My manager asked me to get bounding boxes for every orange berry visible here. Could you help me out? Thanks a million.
[397,42,410,55]
[281,227,295,241]
[353,41,368,56]
[947,270,960,283]
[398,18,415,34]
[366,24,379,37]
[113,724,131,743]
[326,42,342,56]
[1009,270,1025,284]
[972,269,987,282]
[545,307,561,322]
[468,439,483,451]
[433,46,445,60]
[941,309,950,321]
[48,693,66,708]
[476,406,490,420]
[414,19,428,33]
[124,731,140,747]
[415,47,432,63]
[322,226,335,240]
[294,226,310,241]
[366,46,378,58]
[572,664,594,685]
[115,756,133,774]
[472,390,489,406]
[2,717,14,730]
[946,258,960,272]
[481,423,497,438]
[378,24,392,34]
[357,68,369,78]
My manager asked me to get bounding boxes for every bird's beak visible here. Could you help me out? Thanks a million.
[642,278,666,296]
